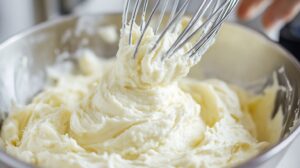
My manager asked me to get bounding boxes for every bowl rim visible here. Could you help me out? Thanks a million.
[0,14,300,168]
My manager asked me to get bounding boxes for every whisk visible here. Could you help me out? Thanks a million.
[122,0,239,59]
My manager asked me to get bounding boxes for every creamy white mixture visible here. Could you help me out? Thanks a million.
[0,22,281,168]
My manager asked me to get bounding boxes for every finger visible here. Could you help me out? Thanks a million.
[262,0,300,29]
[237,0,270,20]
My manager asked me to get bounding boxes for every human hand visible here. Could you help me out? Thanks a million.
[237,0,300,30]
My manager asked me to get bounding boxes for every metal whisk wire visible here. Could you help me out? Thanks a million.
[122,0,239,59]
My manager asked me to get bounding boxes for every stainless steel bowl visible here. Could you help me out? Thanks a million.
[0,14,300,168]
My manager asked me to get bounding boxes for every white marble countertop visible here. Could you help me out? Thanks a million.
[277,137,300,168]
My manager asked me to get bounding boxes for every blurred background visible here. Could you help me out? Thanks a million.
[0,0,299,167]
[0,0,300,56]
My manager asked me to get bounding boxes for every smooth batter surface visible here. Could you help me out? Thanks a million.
[0,23,280,168]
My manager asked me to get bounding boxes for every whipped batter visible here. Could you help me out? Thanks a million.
[0,22,281,168]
